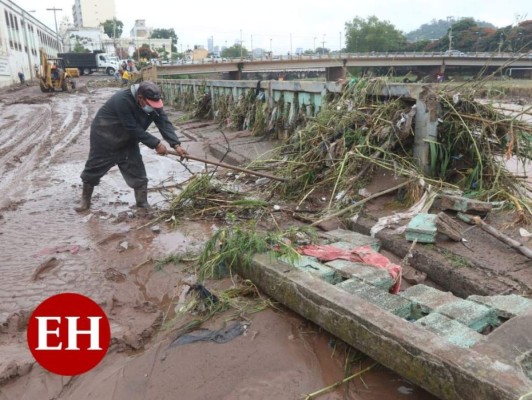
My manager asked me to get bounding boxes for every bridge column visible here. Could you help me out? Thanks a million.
[325,66,346,81]
[229,71,242,80]
[414,87,439,174]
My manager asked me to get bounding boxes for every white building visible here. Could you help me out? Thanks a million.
[0,0,61,87]
[130,20,149,38]
[72,0,116,29]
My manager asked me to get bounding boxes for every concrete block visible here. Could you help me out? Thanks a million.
[405,213,437,243]
[435,299,500,332]
[336,279,412,318]
[280,255,342,284]
[400,284,459,319]
[468,294,532,319]
[325,259,393,290]
[323,229,381,251]
[439,194,492,214]
[415,313,485,348]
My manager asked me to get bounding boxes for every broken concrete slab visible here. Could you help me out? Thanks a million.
[415,313,485,348]
[435,299,500,332]
[468,294,532,319]
[347,216,523,296]
[438,194,493,214]
[400,284,460,318]
[335,278,412,318]
[471,311,532,378]
[241,253,532,400]
[326,259,394,290]
[405,213,437,243]
[279,255,342,284]
[321,229,381,251]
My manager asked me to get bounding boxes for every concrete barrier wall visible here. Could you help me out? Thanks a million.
[158,78,343,118]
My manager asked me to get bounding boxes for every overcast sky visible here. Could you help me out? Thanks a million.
[16,0,531,53]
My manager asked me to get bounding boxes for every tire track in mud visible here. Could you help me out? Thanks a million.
[0,90,112,323]
[0,93,91,204]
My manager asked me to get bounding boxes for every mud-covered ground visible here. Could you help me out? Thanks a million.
[0,77,438,399]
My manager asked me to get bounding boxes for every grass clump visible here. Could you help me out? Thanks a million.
[197,222,316,281]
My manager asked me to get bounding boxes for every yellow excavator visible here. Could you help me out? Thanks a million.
[38,48,76,92]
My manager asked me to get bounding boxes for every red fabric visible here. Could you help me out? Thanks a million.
[298,244,401,293]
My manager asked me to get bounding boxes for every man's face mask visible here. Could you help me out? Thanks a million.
[142,104,154,113]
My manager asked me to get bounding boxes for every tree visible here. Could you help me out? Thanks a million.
[221,44,248,58]
[345,16,406,52]
[101,19,123,38]
[133,44,159,62]
[151,28,178,54]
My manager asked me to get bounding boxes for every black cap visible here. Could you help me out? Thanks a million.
[138,81,163,108]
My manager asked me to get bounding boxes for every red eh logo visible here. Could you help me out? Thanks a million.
[27,293,111,376]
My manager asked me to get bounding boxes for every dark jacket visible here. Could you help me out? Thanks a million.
[90,87,181,150]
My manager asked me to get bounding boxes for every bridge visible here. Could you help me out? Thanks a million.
[155,52,532,80]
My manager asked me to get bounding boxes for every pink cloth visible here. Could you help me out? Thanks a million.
[298,244,401,293]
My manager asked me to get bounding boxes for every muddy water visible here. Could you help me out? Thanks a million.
[0,80,436,399]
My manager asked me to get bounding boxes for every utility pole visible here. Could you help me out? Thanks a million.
[448,26,453,52]
[498,33,504,54]
[290,33,292,58]
[46,7,62,52]
[339,31,342,55]
[322,34,326,55]
[240,29,243,59]
[313,37,316,54]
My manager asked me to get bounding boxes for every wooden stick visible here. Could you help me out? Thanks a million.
[166,150,287,182]
[459,213,532,259]
[310,179,414,227]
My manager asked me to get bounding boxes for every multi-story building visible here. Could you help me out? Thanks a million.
[72,0,116,29]
[0,0,61,87]
[130,20,149,38]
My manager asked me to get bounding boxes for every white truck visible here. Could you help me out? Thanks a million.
[57,51,120,76]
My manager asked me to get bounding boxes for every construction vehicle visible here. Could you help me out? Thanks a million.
[37,48,76,92]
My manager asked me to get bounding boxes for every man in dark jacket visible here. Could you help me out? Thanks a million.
[75,81,188,212]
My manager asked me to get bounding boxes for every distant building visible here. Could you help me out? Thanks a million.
[0,0,61,87]
[64,27,115,54]
[130,20,149,38]
[72,0,116,29]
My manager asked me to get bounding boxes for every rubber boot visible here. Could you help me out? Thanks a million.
[134,184,150,208]
[74,183,94,212]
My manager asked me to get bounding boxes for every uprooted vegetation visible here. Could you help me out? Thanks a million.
[157,77,532,284]
[176,77,531,223]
